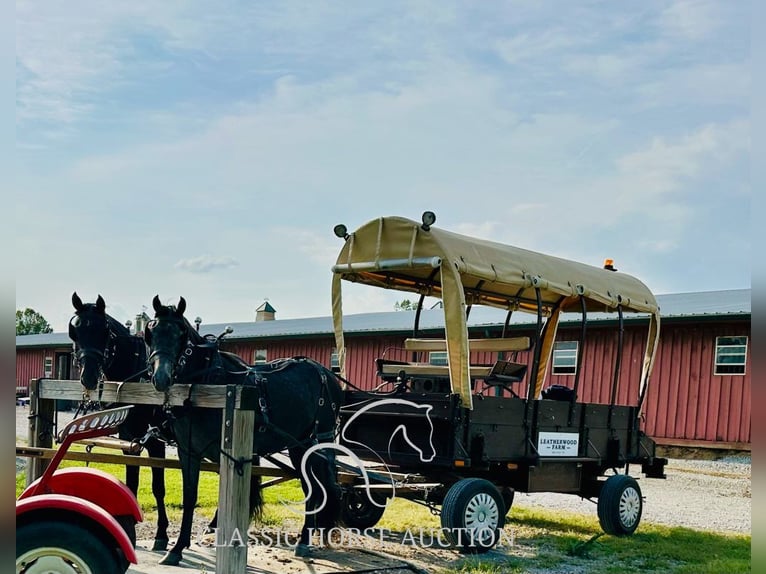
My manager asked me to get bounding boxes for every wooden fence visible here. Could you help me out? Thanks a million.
[21,378,260,574]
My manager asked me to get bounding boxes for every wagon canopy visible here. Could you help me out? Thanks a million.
[331,215,660,409]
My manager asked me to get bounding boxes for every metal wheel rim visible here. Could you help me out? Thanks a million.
[17,547,94,574]
[619,486,641,528]
[464,492,500,544]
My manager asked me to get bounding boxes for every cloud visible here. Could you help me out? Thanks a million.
[174,255,240,273]
[657,0,721,40]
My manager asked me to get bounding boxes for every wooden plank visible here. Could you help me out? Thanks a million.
[15,446,293,477]
[404,337,531,352]
[76,437,142,454]
[36,380,254,410]
[217,404,255,574]
[379,363,492,378]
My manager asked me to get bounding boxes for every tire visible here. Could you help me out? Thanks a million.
[597,474,643,536]
[17,520,123,574]
[339,489,387,529]
[441,478,505,552]
[500,487,515,516]
[114,514,137,547]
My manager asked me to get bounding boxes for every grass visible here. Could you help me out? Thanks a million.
[17,458,751,574]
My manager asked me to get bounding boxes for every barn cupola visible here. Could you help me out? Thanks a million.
[255,301,276,322]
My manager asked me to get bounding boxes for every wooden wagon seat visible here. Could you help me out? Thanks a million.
[377,357,528,384]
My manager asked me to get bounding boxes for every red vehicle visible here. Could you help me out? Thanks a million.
[17,406,142,574]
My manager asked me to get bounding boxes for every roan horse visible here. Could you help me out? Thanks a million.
[69,292,171,550]
[145,295,343,566]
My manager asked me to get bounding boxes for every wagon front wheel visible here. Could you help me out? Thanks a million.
[441,478,505,552]
[16,520,123,574]
[339,489,387,529]
[597,474,643,536]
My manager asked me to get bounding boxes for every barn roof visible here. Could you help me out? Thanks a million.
[16,288,750,348]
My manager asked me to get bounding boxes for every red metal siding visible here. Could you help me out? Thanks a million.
[17,318,751,446]
[15,348,58,393]
[642,322,751,444]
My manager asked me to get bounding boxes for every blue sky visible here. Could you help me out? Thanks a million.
[15,0,750,332]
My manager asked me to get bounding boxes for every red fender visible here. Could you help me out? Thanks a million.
[17,494,137,564]
[20,467,142,522]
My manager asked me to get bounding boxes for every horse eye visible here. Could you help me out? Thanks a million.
[72,317,81,328]
[146,320,157,330]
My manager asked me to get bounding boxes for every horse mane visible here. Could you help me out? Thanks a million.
[105,313,133,338]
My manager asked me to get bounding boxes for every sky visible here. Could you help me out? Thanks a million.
[15,0,750,333]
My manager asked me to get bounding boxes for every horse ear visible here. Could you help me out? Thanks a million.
[72,292,84,311]
[96,295,106,313]
[177,296,186,316]
[152,295,162,313]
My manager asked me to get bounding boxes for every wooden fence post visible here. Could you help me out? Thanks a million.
[26,378,55,487]
[216,385,255,574]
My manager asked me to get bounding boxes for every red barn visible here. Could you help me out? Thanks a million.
[16,289,750,449]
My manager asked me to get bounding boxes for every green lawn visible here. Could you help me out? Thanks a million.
[17,459,751,574]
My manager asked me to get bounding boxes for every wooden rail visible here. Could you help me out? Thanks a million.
[24,378,258,574]
[15,446,294,477]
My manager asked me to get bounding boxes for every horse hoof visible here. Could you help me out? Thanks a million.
[294,544,312,558]
[158,551,182,566]
[152,539,168,552]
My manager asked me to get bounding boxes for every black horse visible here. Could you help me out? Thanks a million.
[145,295,343,566]
[69,292,171,551]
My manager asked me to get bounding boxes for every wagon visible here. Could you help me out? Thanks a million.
[331,212,667,551]
[16,405,142,573]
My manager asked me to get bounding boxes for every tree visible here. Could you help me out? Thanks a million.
[16,308,53,335]
[394,299,417,311]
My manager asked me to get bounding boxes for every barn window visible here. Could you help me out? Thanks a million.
[43,357,53,378]
[714,336,747,375]
[552,341,578,375]
[330,349,340,372]
[253,349,268,364]
[429,351,448,366]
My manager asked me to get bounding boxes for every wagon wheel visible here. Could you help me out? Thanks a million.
[597,474,643,536]
[339,489,387,529]
[17,520,123,574]
[440,478,505,552]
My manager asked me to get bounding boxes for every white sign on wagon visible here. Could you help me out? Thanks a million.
[537,432,579,456]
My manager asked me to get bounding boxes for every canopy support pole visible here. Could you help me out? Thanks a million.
[607,305,625,429]
[568,296,588,426]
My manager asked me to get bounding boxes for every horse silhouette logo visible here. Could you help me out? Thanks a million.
[287,398,437,516]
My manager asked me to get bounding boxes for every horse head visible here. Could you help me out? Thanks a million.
[69,292,110,390]
[146,295,189,392]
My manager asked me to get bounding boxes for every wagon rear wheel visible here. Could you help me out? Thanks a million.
[16,520,123,574]
[339,489,387,529]
[441,478,505,552]
[597,474,643,536]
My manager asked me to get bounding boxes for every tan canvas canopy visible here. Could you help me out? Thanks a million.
[331,215,660,410]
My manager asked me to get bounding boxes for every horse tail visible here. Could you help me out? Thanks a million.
[249,475,264,523]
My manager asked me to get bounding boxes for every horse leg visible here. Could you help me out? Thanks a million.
[159,450,201,566]
[145,439,170,551]
[288,446,316,557]
[124,456,139,496]
[206,509,218,534]
[314,447,341,534]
